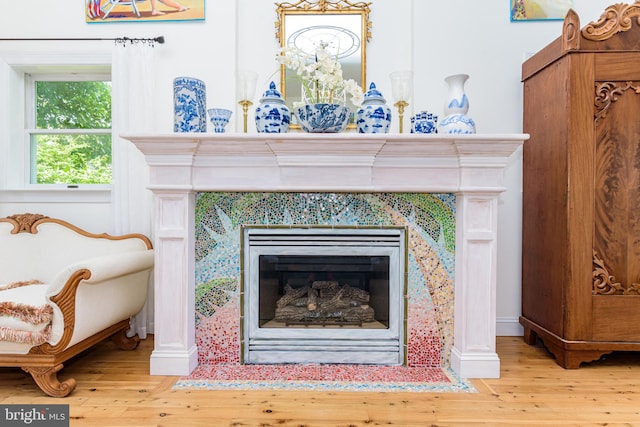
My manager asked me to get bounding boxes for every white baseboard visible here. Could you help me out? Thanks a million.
[496,317,523,336]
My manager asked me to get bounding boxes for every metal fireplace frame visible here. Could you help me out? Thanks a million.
[242,226,407,365]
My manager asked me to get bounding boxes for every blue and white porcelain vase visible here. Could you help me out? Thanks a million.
[255,81,290,133]
[173,77,207,133]
[356,82,392,134]
[437,74,476,134]
[410,111,438,134]
[294,103,351,133]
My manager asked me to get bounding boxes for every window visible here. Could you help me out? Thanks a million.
[26,74,112,186]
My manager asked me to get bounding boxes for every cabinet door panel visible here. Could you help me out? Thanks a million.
[594,86,640,294]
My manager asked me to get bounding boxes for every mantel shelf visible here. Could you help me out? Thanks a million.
[124,132,528,158]
[124,132,528,193]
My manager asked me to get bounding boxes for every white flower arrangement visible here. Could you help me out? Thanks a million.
[277,43,364,108]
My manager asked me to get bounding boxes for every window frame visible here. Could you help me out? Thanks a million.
[25,72,113,189]
[0,51,113,203]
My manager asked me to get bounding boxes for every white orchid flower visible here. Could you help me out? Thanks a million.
[277,44,363,106]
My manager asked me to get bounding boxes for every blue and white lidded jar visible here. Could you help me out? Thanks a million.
[255,81,290,133]
[173,77,207,133]
[356,82,392,134]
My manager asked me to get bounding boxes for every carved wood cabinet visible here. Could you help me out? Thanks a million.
[520,2,640,368]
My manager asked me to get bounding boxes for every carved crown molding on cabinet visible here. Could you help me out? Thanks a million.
[582,1,640,41]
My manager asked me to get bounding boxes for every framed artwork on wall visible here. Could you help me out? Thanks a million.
[87,0,204,23]
[510,0,573,21]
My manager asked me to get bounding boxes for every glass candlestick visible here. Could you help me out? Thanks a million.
[236,70,258,133]
[390,70,413,133]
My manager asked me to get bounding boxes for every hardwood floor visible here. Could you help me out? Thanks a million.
[2,335,640,426]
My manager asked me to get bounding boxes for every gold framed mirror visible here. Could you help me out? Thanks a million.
[275,0,372,128]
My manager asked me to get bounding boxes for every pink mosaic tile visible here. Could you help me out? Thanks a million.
[175,364,476,393]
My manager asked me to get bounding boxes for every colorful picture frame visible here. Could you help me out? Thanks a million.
[511,0,574,21]
[86,0,204,23]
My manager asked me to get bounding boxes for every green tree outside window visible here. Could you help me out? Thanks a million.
[33,81,112,184]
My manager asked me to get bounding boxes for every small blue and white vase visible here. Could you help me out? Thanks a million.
[356,82,392,134]
[438,74,476,134]
[255,81,290,133]
[174,77,207,133]
[410,111,438,134]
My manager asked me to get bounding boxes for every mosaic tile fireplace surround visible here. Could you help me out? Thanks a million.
[127,133,527,379]
[195,192,453,367]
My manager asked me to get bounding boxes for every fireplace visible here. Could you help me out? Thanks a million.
[243,226,406,365]
[126,132,528,378]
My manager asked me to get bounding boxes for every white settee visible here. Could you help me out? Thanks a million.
[0,213,154,397]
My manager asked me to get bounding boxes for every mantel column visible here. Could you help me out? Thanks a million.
[149,189,198,375]
[450,192,501,378]
[448,151,514,378]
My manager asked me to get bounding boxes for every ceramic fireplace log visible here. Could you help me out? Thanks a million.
[274,282,376,324]
[276,284,309,308]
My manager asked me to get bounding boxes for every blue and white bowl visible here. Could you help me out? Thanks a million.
[207,108,232,133]
[294,103,351,133]
[174,77,207,133]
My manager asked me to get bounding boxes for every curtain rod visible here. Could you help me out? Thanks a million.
[0,36,165,45]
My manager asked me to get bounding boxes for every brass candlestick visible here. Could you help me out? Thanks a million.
[238,99,253,133]
[394,100,409,134]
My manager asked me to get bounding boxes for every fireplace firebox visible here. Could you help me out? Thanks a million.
[243,227,406,365]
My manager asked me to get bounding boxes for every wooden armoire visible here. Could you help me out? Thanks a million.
[521,2,640,368]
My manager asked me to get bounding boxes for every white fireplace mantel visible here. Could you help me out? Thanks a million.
[125,132,528,378]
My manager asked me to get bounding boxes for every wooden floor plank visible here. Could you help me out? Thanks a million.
[2,336,640,425]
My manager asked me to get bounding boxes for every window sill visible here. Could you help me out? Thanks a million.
[0,187,112,204]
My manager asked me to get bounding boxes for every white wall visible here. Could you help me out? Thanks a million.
[0,0,615,332]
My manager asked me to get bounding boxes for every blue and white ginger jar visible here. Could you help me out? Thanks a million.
[356,82,392,134]
[173,77,207,133]
[255,81,290,133]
